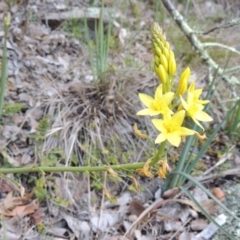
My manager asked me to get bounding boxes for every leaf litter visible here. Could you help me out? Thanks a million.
[0,0,239,239]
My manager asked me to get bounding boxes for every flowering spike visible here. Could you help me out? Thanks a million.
[151,22,176,85]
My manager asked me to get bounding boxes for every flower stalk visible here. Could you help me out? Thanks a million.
[136,22,212,180]
[0,162,146,174]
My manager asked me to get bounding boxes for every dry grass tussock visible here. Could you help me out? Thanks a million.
[40,69,157,166]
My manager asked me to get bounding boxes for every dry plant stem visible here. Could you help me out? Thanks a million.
[98,171,107,232]
[0,162,145,174]
[195,167,240,183]
[161,0,233,82]
[203,42,240,56]
[202,18,240,35]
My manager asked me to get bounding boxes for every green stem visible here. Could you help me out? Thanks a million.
[0,14,10,118]
[0,162,145,174]
[169,134,194,188]
[150,140,166,166]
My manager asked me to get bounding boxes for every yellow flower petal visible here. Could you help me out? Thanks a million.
[155,133,167,144]
[195,111,213,122]
[152,110,194,147]
[154,84,163,99]
[166,133,181,147]
[175,127,196,136]
[160,92,175,105]
[139,93,154,107]
[152,119,165,132]
[171,110,186,126]
[136,109,151,116]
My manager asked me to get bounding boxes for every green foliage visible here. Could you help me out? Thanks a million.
[36,223,47,234]
[62,19,83,40]
[55,196,69,207]
[33,177,48,202]
[84,1,112,82]
[226,99,240,136]
[35,116,50,141]
[8,0,16,6]
[90,172,103,190]
[3,102,24,115]
[40,148,65,167]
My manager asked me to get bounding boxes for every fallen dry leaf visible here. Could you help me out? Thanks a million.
[191,218,208,231]
[0,179,13,192]
[129,200,145,217]
[191,187,208,202]
[32,207,45,224]
[0,150,21,167]
[3,191,15,210]
[162,187,180,199]
[0,199,39,217]
[200,199,218,215]
[179,231,195,240]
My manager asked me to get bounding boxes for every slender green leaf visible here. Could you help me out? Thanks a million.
[172,171,240,223]
[181,186,237,240]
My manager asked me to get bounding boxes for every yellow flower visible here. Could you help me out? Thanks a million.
[152,110,195,147]
[157,160,170,179]
[136,159,153,178]
[137,84,174,116]
[180,93,213,130]
[176,67,190,96]
[188,81,210,105]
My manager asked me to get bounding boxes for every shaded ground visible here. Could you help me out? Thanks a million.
[0,0,239,239]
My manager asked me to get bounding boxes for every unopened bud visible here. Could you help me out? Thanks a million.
[168,51,176,77]
[156,64,167,84]
[176,67,190,95]
[160,54,168,72]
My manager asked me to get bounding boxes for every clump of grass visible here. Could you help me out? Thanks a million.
[84,2,112,82]
[40,70,155,168]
